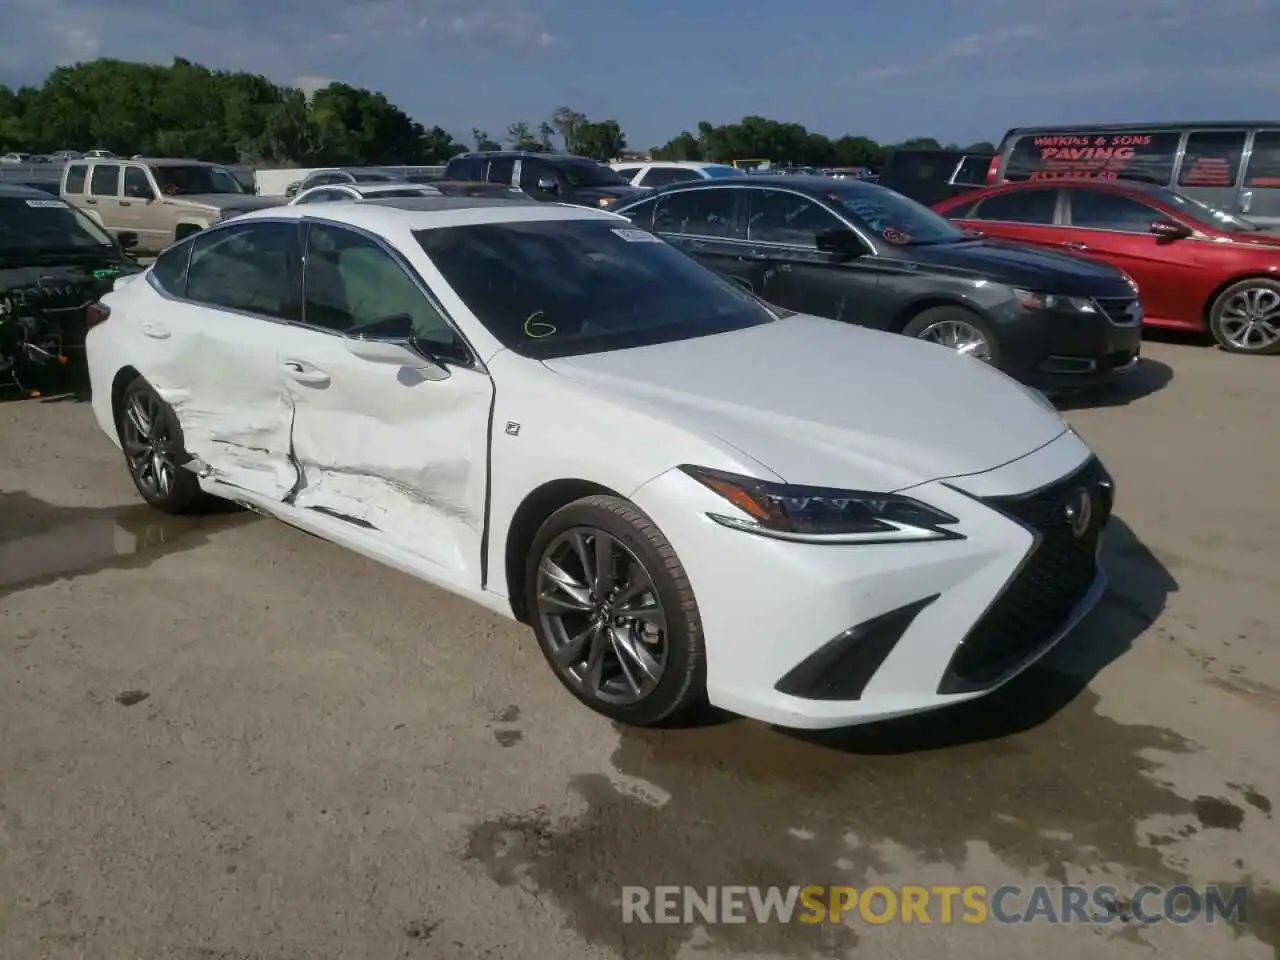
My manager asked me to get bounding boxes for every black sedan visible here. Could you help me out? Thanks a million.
[608,175,1142,390]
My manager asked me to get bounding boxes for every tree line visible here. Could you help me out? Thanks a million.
[0,58,995,168]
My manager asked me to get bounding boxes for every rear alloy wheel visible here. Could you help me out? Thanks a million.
[525,495,706,726]
[1209,279,1280,355]
[116,376,207,514]
[902,306,998,364]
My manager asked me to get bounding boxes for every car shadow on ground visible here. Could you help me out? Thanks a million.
[672,516,1177,753]
[1053,356,1173,410]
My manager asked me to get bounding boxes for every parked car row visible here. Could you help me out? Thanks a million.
[82,193,1116,733]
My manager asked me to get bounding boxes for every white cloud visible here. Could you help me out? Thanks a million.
[295,75,335,97]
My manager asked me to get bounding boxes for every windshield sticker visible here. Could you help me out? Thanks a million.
[611,228,661,243]
[523,310,558,339]
[882,228,912,244]
[25,199,67,208]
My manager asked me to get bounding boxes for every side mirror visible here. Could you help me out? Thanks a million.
[815,228,865,261]
[117,231,138,250]
[536,178,559,194]
[1149,218,1191,240]
[342,314,452,378]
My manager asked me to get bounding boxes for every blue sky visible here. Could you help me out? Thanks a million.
[2,0,1278,149]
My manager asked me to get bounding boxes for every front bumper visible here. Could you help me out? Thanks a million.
[629,430,1112,729]
[994,299,1143,390]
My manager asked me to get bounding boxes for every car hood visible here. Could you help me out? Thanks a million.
[541,314,1069,491]
[165,194,279,213]
[896,237,1133,296]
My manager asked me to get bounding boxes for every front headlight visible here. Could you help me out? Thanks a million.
[1013,288,1097,313]
[598,197,616,207]
[680,465,964,544]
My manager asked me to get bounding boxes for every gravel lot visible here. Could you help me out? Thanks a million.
[1,340,1277,960]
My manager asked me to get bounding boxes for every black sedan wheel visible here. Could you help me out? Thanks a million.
[903,306,999,364]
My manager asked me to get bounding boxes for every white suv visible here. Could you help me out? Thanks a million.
[609,161,745,188]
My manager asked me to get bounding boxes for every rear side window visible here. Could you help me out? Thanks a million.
[1005,131,1181,185]
[1244,131,1280,187]
[1178,131,1247,187]
[149,239,193,297]
[90,164,120,196]
[485,158,515,184]
[654,189,736,238]
[613,166,641,181]
[64,163,87,194]
[969,189,1058,224]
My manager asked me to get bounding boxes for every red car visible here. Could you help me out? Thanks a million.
[933,179,1280,355]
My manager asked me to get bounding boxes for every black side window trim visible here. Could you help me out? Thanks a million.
[147,236,196,299]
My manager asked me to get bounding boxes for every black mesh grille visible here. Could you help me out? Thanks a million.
[1093,297,1139,326]
[939,458,1113,692]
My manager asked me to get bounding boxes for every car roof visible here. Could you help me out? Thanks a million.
[981,178,1170,196]
[640,173,865,193]
[616,160,727,169]
[0,183,57,199]
[234,196,625,232]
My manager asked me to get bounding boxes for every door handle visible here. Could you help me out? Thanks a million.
[140,322,170,339]
[1061,241,1087,250]
[85,198,97,204]
[281,360,330,385]
[119,200,131,206]
[1240,190,1253,214]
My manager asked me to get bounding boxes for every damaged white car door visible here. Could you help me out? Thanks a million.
[147,220,303,499]
[273,220,493,580]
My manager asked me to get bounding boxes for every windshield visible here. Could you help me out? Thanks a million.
[825,184,968,246]
[559,160,630,188]
[151,165,244,196]
[702,165,744,179]
[414,219,775,358]
[0,196,118,255]
[1152,187,1260,233]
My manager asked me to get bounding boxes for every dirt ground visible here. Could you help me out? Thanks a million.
[1,339,1277,960]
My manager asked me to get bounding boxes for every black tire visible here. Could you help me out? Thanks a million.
[115,376,208,514]
[1207,278,1280,355]
[901,306,1000,365]
[524,494,707,727]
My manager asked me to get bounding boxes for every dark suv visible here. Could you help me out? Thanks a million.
[443,151,647,208]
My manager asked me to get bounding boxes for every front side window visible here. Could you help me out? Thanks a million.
[653,189,735,238]
[519,158,559,190]
[302,223,457,349]
[1245,130,1280,188]
[414,219,774,359]
[970,188,1059,224]
[151,164,244,196]
[746,189,846,246]
[1067,190,1159,231]
[90,164,120,197]
[0,196,118,256]
[185,221,300,319]
[1152,186,1259,233]
[123,167,154,199]
[557,159,629,188]
[826,184,968,244]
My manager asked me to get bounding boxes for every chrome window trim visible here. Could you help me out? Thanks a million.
[650,183,882,255]
[297,215,486,373]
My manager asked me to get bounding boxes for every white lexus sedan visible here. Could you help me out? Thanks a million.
[84,197,1115,730]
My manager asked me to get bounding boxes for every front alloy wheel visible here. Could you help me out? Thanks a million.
[536,527,669,705]
[902,306,999,364]
[1211,280,1280,354]
[525,495,706,726]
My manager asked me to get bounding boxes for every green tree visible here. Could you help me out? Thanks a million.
[550,106,587,152]
[651,131,701,161]
[472,128,501,151]
[965,141,997,153]
[505,120,544,151]
[572,119,625,161]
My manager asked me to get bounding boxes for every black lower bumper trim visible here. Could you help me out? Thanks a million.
[774,595,938,701]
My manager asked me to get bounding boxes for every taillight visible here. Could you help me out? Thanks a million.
[985,156,1001,184]
[86,301,111,328]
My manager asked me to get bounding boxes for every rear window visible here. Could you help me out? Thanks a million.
[64,163,87,194]
[1004,131,1181,185]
